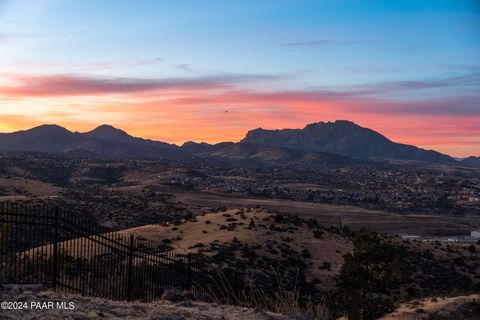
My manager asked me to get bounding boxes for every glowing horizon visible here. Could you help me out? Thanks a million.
[0,1,479,157]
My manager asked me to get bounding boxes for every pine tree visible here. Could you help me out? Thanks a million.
[332,229,410,320]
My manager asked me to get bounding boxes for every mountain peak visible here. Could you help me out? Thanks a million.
[90,124,127,134]
[334,119,355,124]
[84,125,131,142]
[24,124,72,136]
[304,120,358,129]
[182,141,212,147]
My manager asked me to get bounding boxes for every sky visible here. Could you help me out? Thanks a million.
[0,0,479,157]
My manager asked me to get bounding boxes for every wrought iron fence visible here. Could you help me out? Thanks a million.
[0,202,229,302]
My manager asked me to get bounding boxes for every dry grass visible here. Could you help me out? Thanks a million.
[201,265,333,320]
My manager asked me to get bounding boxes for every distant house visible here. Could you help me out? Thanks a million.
[471,230,480,238]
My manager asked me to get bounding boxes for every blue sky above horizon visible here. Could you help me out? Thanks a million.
[0,0,479,156]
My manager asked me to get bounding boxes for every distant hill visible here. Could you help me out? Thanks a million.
[180,141,234,154]
[242,120,457,164]
[462,156,480,166]
[0,124,187,159]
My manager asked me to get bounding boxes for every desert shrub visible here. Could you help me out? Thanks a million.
[423,249,434,260]
[313,230,323,239]
[301,249,311,259]
[319,261,331,271]
[452,257,466,267]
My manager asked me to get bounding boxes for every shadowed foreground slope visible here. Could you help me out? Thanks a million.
[0,287,291,320]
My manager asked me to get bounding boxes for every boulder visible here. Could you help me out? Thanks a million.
[286,311,311,320]
[2,283,45,293]
[161,288,191,302]
[150,315,186,320]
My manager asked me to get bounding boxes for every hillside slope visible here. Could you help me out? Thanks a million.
[462,156,480,167]
[196,142,374,168]
[118,208,351,291]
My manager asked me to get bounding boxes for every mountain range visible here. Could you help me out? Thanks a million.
[0,120,475,167]
[242,120,456,164]
[0,124,186,159]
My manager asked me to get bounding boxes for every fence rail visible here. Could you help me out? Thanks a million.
[0,202,229,302]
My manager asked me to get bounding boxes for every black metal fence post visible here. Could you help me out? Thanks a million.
[233,271,238,296]
[52,207,59,288]
[187,253,192,290]
[127,234,134,301]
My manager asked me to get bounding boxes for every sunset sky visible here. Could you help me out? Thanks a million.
[0,0,479,157]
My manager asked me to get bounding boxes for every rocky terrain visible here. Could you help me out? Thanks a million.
[2,287,479,320]
[0,287,294,320]
[380,294,480,320]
